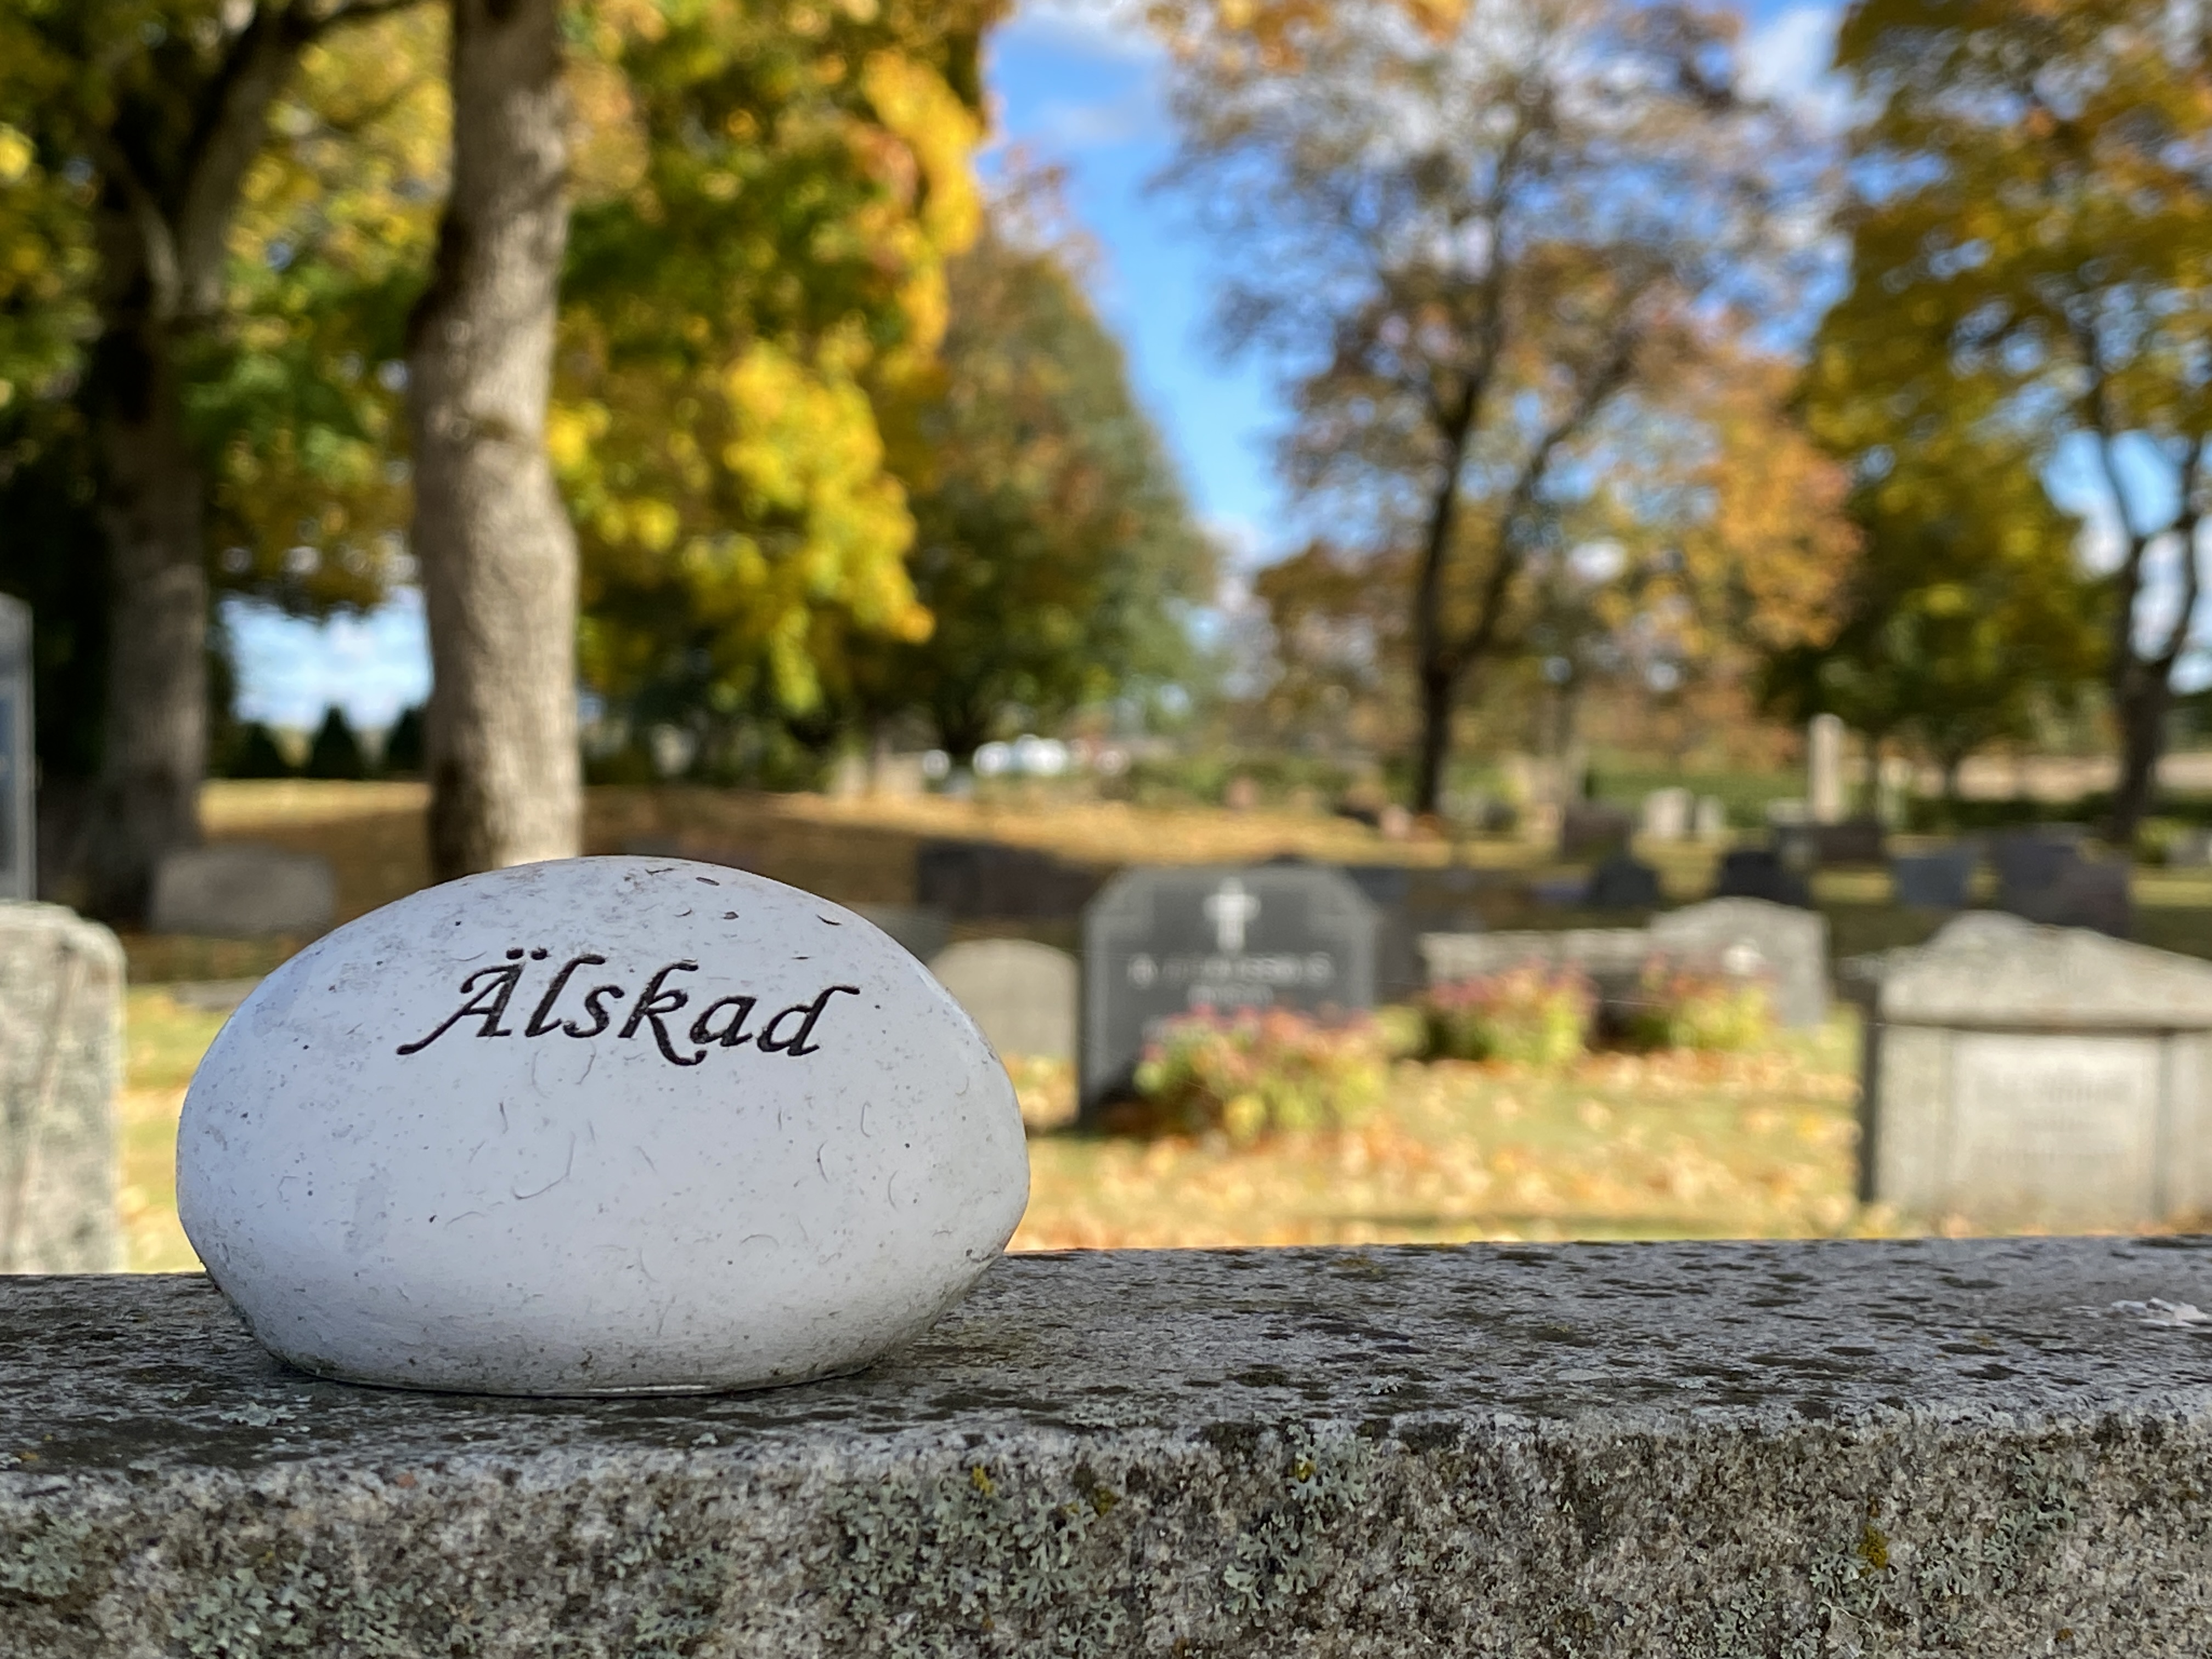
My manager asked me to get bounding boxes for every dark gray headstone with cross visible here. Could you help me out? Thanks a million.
[0,596,31,901]
[1080,865,1376,1113]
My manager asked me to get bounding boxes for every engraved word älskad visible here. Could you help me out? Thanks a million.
[397,948,859,1068]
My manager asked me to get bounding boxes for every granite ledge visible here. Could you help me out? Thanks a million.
[4,1238,2212,1657]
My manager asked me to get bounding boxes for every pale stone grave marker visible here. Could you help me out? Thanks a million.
[1692,794,1729,841]
[176,857,1028,1393]
[1846,912,2212,1229]
[1807,713,1846,823]
[150,843,335,936]
[1640,787,1691,843]
[0,902,123,1271]
[0,596,31,901]
[1650,897,1829,1029]
[930,938,1076,1061]
[1081,865,1375,1111]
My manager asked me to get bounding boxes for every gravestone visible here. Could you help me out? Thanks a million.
[1892,847,1975,910]
[930,939,1077,1062]
[1640,787,1691,843]
[1711,848,1812,909]
[1081,865,1375,1111]
[149,844,336,937]
[1559,802,1633,859]
[0,902,124,1271]
[1990,827,2085,900]
[1846,912,2212,1229]
[1770,821,1820,875]
[1650,898,1829,1029]
[2004,860,2133,939]
[1584,851,1661,910]
[1814,818,1887,866]
[0,597,31,901]
[916,839,1099,920]
[1339,865,1419,1001]
[850,903,952,964]
[1807,713,1845,823]
[1692,795,1730,841]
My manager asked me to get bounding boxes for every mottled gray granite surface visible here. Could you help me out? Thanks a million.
[6,1238,2212,1656]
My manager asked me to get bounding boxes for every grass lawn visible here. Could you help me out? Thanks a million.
[1011,1021,1880,1250]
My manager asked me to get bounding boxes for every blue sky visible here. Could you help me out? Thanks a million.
[222,1,1921,729]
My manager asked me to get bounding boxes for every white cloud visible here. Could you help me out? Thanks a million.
[1028,91,1157,151]
[1004,0,1163,65]
[226,589,431,732]
[1740,4,1851,134]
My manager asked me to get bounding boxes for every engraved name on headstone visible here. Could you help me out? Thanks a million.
[1080,865,1376,1111]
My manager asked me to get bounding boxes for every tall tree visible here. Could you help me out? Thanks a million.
[407,0,576,879]
[1163,0,1825,812]
[1826,0,2212,843]
[1766,411,2104,795]
[558,0,999,753]
[853,211,1212,759]
[0,0,424,917]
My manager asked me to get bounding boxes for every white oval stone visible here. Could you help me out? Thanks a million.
[177,857,1029,1395]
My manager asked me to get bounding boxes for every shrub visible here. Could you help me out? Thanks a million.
[1132,1007,1389,1143]
[1422,965,1594,1066]
[1620,960,1775,1052]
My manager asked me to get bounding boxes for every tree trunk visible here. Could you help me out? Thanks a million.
[1412,664,1458,816]
[408,0,580,882]
[2110,670,2171,849]
[83,312,207,920]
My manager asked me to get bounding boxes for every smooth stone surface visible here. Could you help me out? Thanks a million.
[0,903,122,1272]
[177,857,1028,1395]
[7,1239,2212,1656]
[929,939,1077,1061]
[148,843,336,937]
[1846,913,2212,1228]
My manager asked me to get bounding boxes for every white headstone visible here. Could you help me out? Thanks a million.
[1807,714,1846,825]
[1847,913,2212,1229]
[177,857,1028,1395]
[0,903,123,1271]
[931,939,1077,1062]
[1640,787,1691,843]
[1692,796,1730,842]
[1651,898,1829,1029]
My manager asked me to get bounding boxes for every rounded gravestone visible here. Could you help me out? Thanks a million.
[177,857,1029,1396]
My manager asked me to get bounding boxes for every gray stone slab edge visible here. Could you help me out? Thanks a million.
[6,1238,2212,1656]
